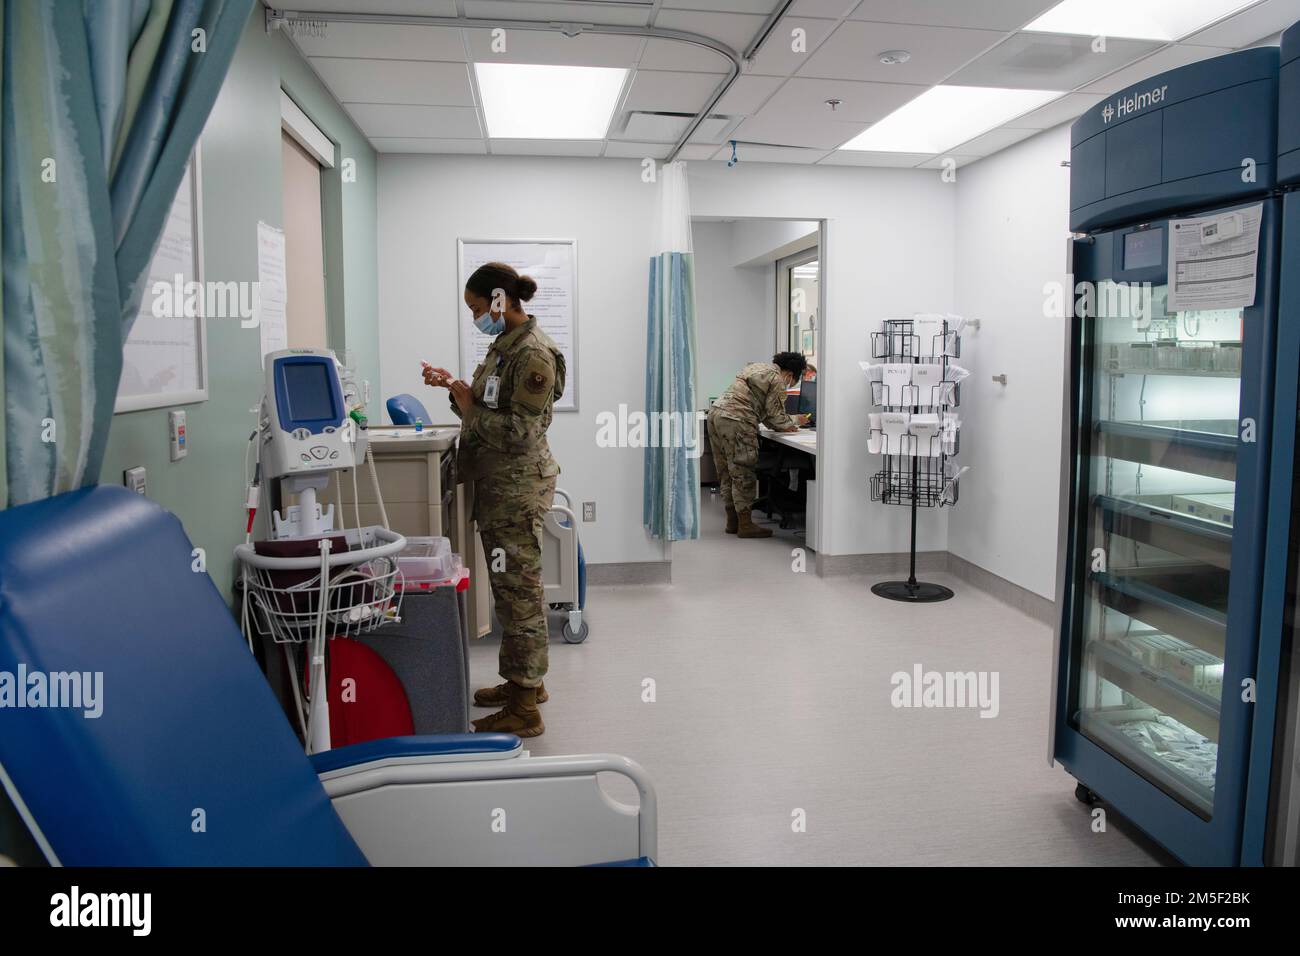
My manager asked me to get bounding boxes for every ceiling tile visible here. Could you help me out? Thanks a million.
[714,73,784,114]
[1182,0,1300,47]
[848,0,1059,31]
[285,0,457,13]
[652,10,770,53]
[798,21,1006,84]
[724,143,831,163]
[916,153,983,169]
[346,103,483,138]
[1000,91,1098,129]
[603,141,674,159]
[1080,43,1235,95]
[638,37,733,72]
[661,0,779,12]
[370,137,488,153]
[462,28,643,66]
[755,76,924,123]
[287,22,466,61]
[789,0,859,18]
[463,1,650,27]
[676,144,723,160]
[818,150,934,166]
[489,139,606,156]
[623,70,724,112]
[732,110,871,149]
[310,58,475,107]
[948,124,1040,156]
[747,17,840,76]
[945,33,1163,90]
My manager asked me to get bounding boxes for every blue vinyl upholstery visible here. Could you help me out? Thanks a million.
[386,393,433,426]
[310,733,521,775]
[0,486,370,866]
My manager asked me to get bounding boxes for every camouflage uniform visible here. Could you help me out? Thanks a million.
[451,317,564,689]
[707,362,797,513]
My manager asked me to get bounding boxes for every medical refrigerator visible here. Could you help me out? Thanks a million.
[1052,46,1289,865]
[1255,20,1300,866]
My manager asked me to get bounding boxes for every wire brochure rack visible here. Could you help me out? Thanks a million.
[862,314,971,603]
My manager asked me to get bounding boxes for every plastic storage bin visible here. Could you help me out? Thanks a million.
[397,536,457,583]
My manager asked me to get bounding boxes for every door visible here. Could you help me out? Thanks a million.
[281,130,327,348]
[1055,198,1281,864]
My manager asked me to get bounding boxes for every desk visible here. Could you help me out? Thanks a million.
[757,427,819,548]
[759,427,818,456]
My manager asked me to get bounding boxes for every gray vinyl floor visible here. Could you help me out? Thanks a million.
[468,495,1170,866]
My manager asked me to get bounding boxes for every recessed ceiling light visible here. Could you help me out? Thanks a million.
[1024,0,1257,42]
[475,63,628,139]
[839,86,1063,154]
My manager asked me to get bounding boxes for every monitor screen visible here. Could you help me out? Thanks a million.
[798,378,817,416]
[1123,227,1163,270]
[282,361,337,422]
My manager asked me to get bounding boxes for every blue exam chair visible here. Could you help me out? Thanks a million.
[387,392,432,426]
[0,486,655,866]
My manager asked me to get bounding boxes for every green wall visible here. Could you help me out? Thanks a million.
[99,16,380,600]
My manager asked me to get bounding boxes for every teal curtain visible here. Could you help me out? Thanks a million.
[1,0,254,508]
[643,249,700,541]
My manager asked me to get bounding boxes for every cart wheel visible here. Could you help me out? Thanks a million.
[562,620,589,644]
[1075,782,1098,805]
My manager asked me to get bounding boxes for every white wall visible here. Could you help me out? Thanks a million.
[729,218,818,267]
[688,161,956,557]
[378,155,957,564]
[691,221,772,402]
[949,125,1073,599]
[377,155,663,566]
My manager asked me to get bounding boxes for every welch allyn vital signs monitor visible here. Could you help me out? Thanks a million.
[258,348,365,538]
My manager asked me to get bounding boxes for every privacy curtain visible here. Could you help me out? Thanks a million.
[643,160,700,541]
[1,0,254,508]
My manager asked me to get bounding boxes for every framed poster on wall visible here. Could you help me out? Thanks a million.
[456,238,577,412]
[115,149,208,413]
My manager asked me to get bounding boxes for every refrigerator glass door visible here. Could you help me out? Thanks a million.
[1073,281,1243,818]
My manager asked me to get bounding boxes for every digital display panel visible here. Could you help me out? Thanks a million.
[1124,227,1164,270]
[282,361,336,422]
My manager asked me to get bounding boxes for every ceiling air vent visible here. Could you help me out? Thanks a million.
[621,111,735,143]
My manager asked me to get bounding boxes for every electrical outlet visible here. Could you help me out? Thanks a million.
[582,501,596,522]
[124,466,147,496]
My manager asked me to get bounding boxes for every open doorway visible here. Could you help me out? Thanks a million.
[689,217,821,549]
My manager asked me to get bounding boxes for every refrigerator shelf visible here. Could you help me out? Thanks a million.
[1095,494,1233,571]
[1096,420,1239,481]
[1078,708,1216,819]
[1085,638,1222,742]
[1095,569,1227,659]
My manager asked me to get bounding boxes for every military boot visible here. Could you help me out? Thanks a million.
[736,512,773,538]
[474,680,549,707]
[472,682,545,737]
[724,505,739,534]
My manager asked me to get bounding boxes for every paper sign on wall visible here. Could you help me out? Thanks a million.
[257,221,288,362]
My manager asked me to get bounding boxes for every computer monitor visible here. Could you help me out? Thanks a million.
[784,392,801,415]
[798,378,817,418]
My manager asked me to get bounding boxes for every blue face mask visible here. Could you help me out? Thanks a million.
[474,309,506,336]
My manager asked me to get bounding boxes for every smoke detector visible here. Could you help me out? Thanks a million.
[878,50,911,65]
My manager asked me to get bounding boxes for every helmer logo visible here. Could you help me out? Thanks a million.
[1103,84,1169,123]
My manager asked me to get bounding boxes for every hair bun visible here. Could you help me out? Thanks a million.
[515,275,538,302]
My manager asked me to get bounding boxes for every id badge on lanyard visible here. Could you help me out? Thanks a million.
[483,355,503,409]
